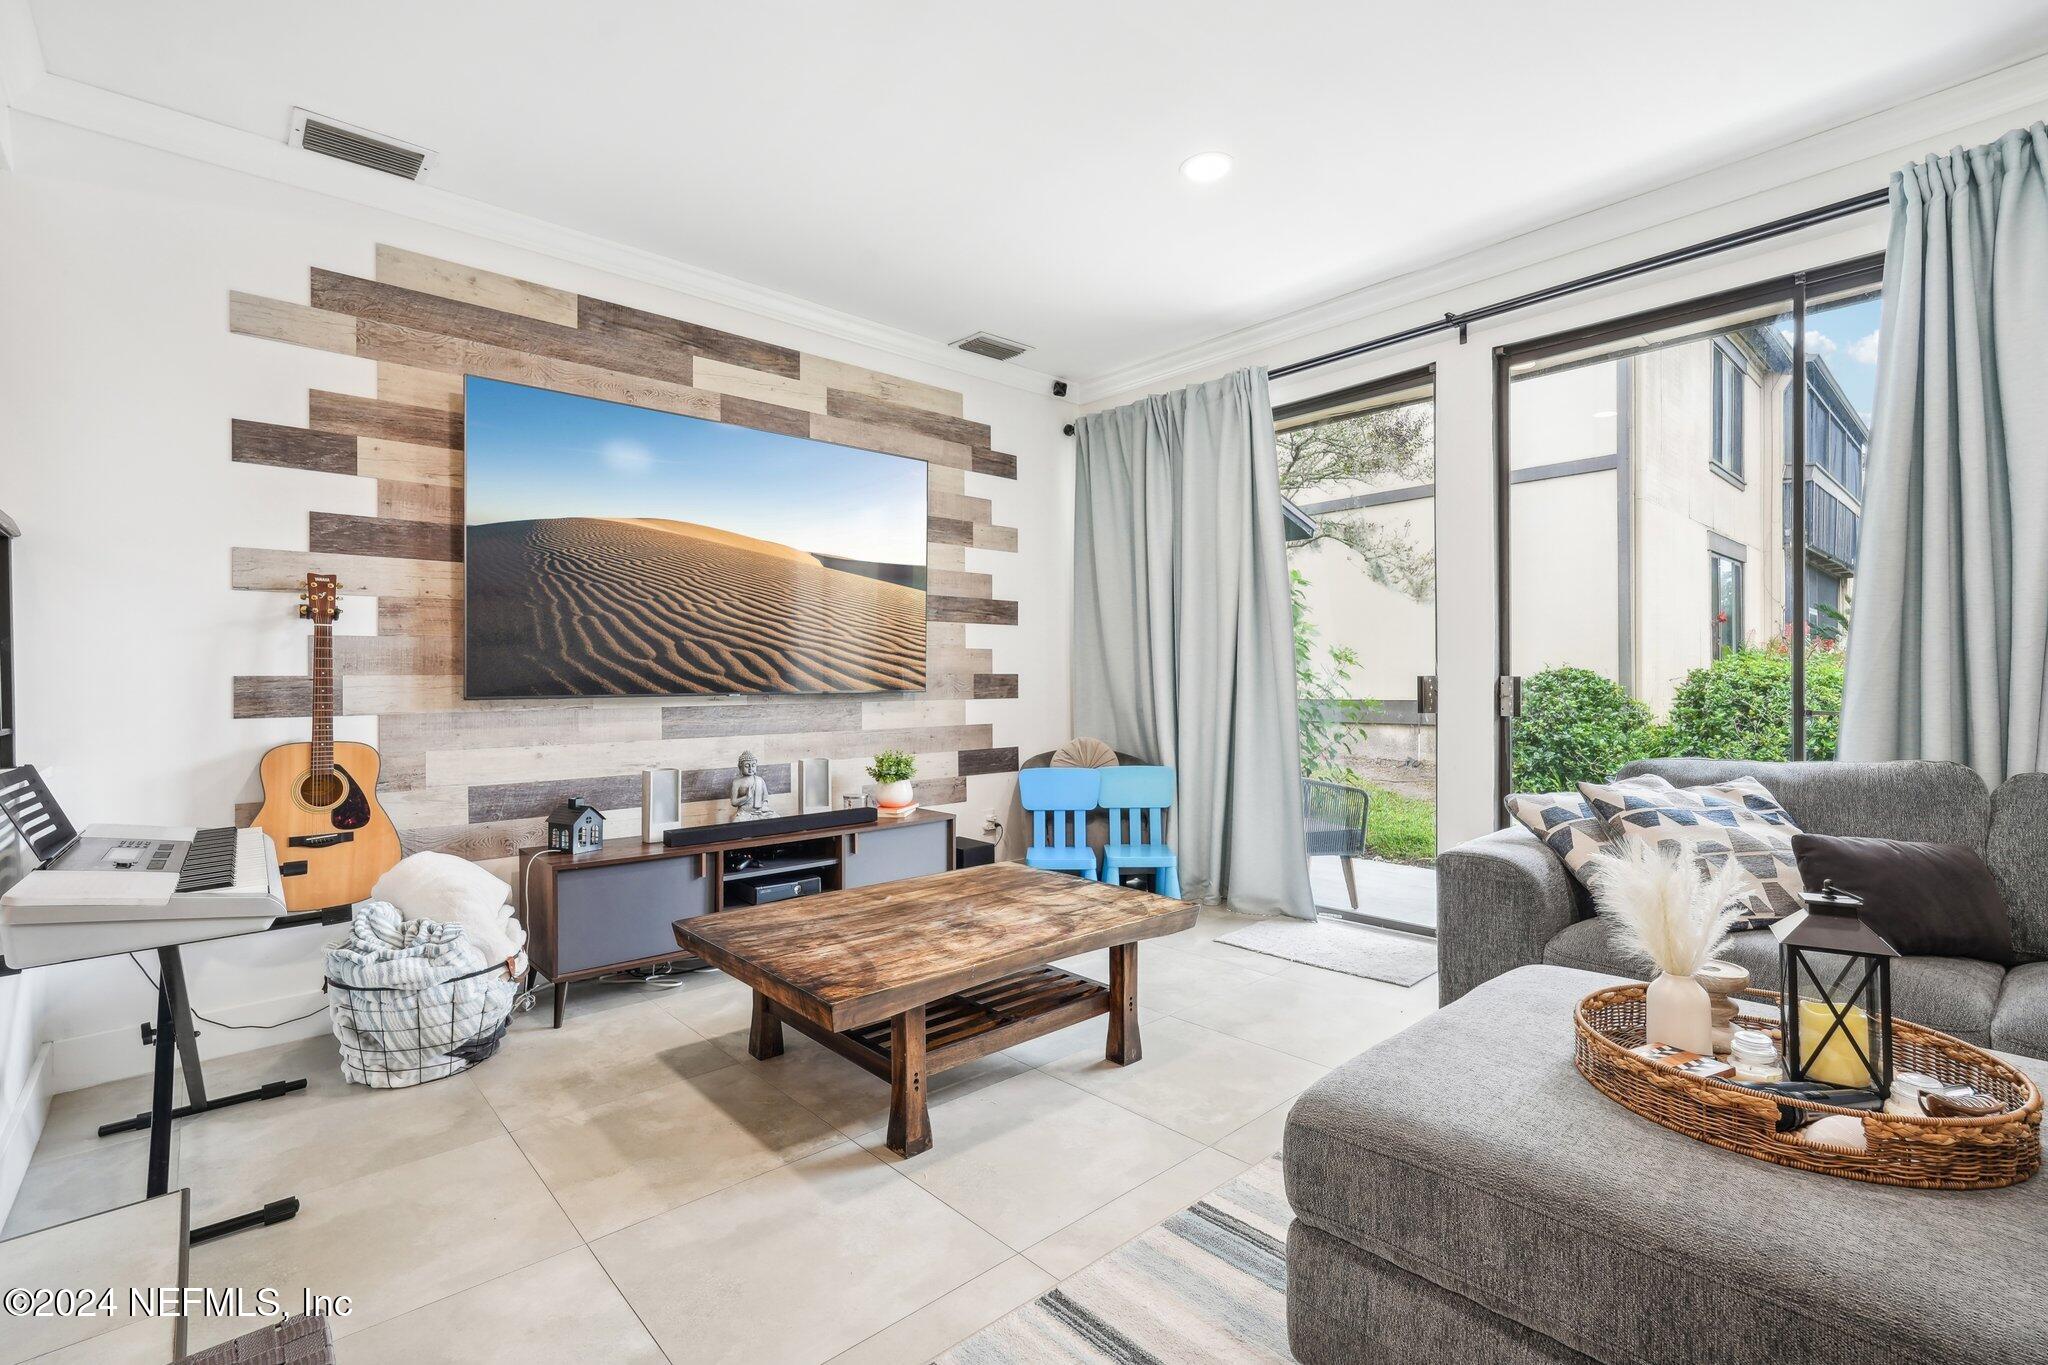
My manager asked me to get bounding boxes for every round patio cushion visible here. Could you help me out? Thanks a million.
[1049,737,1120,768]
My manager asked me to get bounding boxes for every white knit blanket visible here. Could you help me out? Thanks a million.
[325,901,516,1088]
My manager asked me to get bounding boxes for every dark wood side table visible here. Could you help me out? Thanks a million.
[676,861,1195,1156]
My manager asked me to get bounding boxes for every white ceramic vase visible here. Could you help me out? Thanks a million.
[874,778,916,814]
[1644,971,1713,1053]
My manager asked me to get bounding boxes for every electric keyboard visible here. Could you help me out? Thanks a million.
[0,769,286,969]
[175,825,242,892]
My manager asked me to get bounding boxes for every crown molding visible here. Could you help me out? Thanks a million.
[0,0,1063,402]
[1070,50,2048,406]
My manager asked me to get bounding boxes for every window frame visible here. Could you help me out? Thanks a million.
[1709,550,1744,659]
[1493,253,1885,809]
[1710,338,1747,482]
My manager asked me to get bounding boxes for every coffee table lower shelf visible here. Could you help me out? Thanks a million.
[748,959,1139,1157]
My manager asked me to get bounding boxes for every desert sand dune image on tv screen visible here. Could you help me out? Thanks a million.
[466,516,928,697]
[461,375,930,699]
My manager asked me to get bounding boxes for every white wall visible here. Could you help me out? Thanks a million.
[1081,71,2048,857]
[0,971,49,1224]
[0,118,1078,1116]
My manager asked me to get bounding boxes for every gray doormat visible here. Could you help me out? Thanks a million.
[941,1158,1292,1363]
[1216,917,1437,986]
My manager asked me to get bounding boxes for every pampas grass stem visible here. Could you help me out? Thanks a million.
[1588,840,1746,978]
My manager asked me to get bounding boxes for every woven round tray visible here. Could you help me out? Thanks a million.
[1575,983,2041,1189]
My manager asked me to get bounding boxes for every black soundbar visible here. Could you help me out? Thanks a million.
[661,805,878,849]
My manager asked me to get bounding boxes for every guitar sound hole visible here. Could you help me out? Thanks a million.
[300,772,345,808]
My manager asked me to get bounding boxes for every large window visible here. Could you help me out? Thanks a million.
[1711,340,1746,479]
[1711,551,1743,657]
[1806,387,1866,498]
[1500,257,1883,801]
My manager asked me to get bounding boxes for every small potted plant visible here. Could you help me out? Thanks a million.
[866,749,918,817]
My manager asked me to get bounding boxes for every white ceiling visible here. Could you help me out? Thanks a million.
[23,1,2048,384]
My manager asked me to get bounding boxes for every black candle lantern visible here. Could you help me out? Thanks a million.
[1772,879,1899,1096]
[547,797,604,855]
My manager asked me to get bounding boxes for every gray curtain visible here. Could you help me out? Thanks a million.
[1842,123,2048,784]
[1072,369,1314,918]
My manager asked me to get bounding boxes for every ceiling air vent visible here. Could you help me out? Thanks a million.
[288,109,433,180]
[951,332,1032,362]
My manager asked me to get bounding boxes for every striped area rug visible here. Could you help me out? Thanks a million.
[940,1159,1293,1364]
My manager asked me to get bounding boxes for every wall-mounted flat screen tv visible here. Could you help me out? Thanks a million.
[463,376,928,700]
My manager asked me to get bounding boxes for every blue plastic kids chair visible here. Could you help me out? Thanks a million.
[1019,767,1102,880]
[1098,766,1180,898]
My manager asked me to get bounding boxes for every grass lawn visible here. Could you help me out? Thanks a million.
[1365,784,1437,864]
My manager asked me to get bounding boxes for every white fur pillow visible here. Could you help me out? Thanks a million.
[371,851,527,969]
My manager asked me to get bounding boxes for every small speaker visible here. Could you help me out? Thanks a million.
[954,836,996,869]
[798,757,831,814]
[641,767,682,843]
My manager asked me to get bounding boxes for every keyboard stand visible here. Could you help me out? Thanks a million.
[0,905,355,1246]
[97,944,309,1140]
[138,944,301,1245]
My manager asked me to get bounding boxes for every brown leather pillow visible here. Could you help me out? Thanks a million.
[1790,834,2016,964]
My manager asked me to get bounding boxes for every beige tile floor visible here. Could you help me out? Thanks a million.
[3,908,1437,1364]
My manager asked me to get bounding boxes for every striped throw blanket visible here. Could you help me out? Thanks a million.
[325,901,516,1088]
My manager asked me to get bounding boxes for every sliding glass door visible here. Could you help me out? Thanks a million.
[1275,369,1438,933]
[1497,259,1884,804]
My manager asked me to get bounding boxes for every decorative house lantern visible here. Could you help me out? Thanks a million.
[547,797,604,855]
[1773,880,1899,1095]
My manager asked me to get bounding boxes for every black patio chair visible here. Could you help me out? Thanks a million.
[1302,777,1370,908]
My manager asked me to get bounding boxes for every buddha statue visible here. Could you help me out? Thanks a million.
[730,750,774,820]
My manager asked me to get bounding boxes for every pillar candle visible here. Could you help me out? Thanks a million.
[1796,999,1874,1088]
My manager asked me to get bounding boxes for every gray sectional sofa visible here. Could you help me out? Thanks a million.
[1435,758,2048,1058]
[1283,964,2048,1365]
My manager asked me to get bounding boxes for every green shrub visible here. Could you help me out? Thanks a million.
[1666,641,1843,762]
[1510,667,1664,794]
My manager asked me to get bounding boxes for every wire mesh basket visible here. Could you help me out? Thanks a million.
[324,958,527,1089]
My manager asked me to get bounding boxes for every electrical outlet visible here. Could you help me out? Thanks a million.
[981,813,1002,836]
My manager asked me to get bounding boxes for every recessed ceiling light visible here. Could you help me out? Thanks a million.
[1179,151,1233,184]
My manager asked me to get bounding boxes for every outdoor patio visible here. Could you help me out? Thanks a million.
[1308,856,1437,934]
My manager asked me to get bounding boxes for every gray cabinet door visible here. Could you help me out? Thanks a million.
[554,857,714,975]
[841,819,950,889]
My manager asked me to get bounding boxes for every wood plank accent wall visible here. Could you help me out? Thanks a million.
[228,247,1022,868]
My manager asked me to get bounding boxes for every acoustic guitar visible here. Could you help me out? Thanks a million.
[252,573,401,912]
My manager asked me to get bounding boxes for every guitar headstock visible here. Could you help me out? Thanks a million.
[298,572,342,624]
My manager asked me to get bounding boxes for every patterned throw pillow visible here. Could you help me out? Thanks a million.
[1504,775,1675,890]
[1577,776,1805,930]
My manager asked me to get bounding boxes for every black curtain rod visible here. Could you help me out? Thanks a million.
[1267,187,1890,381]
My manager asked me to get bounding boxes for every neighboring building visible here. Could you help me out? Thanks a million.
[1507,324,1865,713]
[1287,321,1868,763]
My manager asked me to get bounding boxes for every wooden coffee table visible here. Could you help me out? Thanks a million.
[674,862,1197,1156]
